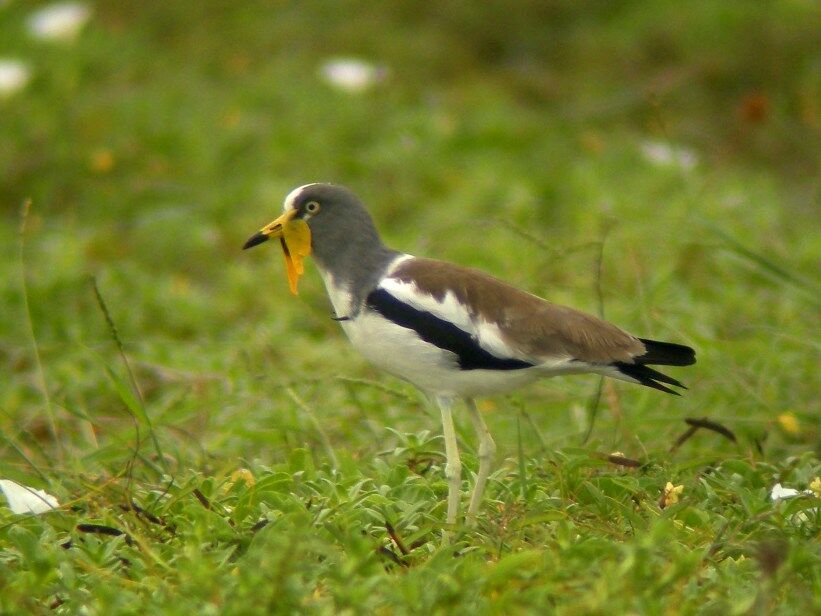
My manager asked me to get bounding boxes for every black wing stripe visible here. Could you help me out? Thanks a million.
[365,288,534,371]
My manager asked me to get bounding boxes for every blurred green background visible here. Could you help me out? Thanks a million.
[0,1,818,612]
[2,0,817,460]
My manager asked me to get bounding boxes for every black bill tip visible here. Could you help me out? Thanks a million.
[243,232,269,250]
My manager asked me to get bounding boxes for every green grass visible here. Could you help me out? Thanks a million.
[1,1,819,613]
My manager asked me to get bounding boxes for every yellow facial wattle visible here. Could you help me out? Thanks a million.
[280,219,312,294]
[244,209,313,295]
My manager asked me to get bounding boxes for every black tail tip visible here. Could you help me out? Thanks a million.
[616,362,688,395]
[637,338,696,366]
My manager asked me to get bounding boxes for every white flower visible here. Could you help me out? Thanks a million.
[0,59,31,97]
[770,482,813,502]
[320,58,387,93]
[0,479,59,514]
[640,140,698,171]
[27,2,91,42]
[770,482,818,524]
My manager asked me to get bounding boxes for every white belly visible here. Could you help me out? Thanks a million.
[340,310,544,396]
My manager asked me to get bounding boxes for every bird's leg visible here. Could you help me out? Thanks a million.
[465,398,496,524]
[436,395,461,526]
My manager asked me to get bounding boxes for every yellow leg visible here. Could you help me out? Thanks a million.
[436,395,461,526]
[465,398,496,523]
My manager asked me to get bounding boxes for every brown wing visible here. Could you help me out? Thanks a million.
[392,257,645,364]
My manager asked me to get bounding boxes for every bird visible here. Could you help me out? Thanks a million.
[243,183,696,526]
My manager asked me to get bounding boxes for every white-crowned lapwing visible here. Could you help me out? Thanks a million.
[244,183,696,525]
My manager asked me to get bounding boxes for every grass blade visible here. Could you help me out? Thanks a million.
[18,199,63,460]
[517,414,527,500]
[90,277,167,473]
[708,224,821,307]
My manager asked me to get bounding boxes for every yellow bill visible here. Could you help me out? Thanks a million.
[243,210,313,295]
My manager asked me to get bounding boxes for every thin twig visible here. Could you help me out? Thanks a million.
[670,417,737,454]
[385,520,409,556]
[582,379,604,445]
[605,453,644,468]
[76,523,134,546]
[670,424,699,454]
[192,488,211,510]
[685,417,736,442]
[376,545,408,568]
[583,228,610,444]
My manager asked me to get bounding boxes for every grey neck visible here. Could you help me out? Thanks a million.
[312,233,399,310]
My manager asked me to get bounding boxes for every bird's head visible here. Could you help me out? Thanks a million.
[243,183,381,294]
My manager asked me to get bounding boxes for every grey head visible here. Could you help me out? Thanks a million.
[244,183,399,297]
